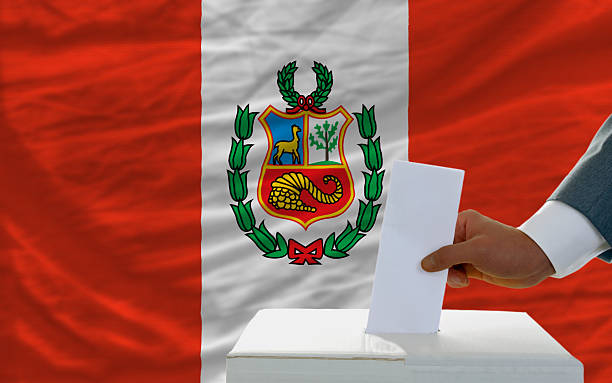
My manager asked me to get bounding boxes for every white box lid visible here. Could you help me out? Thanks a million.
[227,309,582,381]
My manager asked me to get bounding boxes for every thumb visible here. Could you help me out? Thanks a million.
[421,238,484,272]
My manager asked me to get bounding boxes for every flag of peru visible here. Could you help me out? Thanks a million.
[2,1,612,383]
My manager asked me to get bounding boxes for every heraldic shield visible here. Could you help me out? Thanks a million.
[228,61,384,264]
[257,106,355,229]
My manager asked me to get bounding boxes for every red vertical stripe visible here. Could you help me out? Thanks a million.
[410,1,612,382]
[0,1,201,382]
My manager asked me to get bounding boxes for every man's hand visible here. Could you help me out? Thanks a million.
[421,210,556,289]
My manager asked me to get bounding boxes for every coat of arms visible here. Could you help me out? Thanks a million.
[227,61,384,264]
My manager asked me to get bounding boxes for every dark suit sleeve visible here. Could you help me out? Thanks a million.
[549,114,612,262]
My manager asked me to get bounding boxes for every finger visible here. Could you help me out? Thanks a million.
[463,264,539,289]
[453,214,467,244]
[421,238,485,272]
[462,263,485,280]
[454,209,483,243]
[447,266,469,288]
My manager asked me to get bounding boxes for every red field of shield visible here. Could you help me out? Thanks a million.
[258,167,354,229]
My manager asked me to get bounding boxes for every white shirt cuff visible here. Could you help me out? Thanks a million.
[517,200,611,278]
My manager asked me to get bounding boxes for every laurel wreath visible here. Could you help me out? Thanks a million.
[228,104,383,261]
[277,61,333,108]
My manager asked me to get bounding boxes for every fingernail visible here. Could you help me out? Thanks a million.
[449,272,469,288]
[421,255,436,271]
[448,272,462,286]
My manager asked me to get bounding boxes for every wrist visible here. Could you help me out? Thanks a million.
[517,229,555,281]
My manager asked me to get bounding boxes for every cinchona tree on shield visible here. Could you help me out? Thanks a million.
[309,120,339,162]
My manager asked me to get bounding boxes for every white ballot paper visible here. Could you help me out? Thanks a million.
[367,161,464,334]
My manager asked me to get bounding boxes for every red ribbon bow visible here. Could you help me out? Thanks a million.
[288,239,324,265]
[286,95,326,114]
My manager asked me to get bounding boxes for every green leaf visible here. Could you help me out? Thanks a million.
[338,233,364,252]
[235,105,255,139]
[362,138,382,171]
[249,226,276,253]
[328,121,339,138]
[324,232,349,259]
[263,248,287,258]
[309,133,325,150]
[228,138,252,170]
[229,138,239,167]
[324,233,335,255]
[354,112,363,131]
[359,143,369,165]
[246,230,275,253]
[335,221,353,245]
[278,61,301,107]
[230,204,247,232]
[244,200,256,225]
[239,200,256,231]
[262,233,287,258]
[356,200,380,232]
[276,233,287,252]
[243,143,253,161]
[372,137,382,169]
[314,124,325,141]
[258,222,276,244]
[239,105,250,133]
[366,105,377,137]
[309,61,332,108]
[363,170,384,201]
[231,201,254,232]
[336,227,363,252]
[234,106,244,138]
[239,171,249,196]
[248,112,257,128]
[325,249,349,259]
[368,203,381,226]
[227,170,248,201]
[357,104,374,138]
[328,136,338,152]
[355,199,368,230]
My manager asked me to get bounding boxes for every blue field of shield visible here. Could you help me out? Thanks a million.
[265,113,304,165]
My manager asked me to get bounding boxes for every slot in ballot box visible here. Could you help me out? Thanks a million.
[227,309,582,383]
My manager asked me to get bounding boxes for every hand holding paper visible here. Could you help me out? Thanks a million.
[366,161,464,334]
[421,210,555,289]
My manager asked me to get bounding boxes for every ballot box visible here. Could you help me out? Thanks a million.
[227,309,582,383]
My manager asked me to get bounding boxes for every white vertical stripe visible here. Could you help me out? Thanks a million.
[202,2,409,381]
